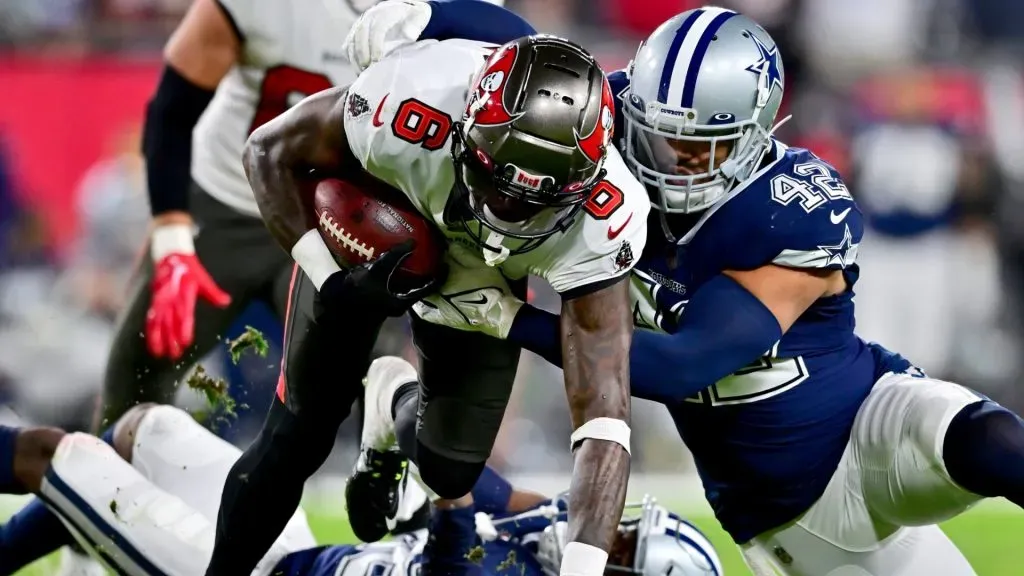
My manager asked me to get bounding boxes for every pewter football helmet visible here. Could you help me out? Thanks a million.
[528,494,723,576]
[452,35,615,257]
[623,6,786,215]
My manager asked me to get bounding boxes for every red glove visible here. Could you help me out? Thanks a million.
[145,223,231,360]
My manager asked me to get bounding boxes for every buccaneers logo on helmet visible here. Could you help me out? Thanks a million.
[467,44,523,127]
[574,77,615,164]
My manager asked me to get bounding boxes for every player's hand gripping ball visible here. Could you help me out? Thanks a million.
[312,177,445,293]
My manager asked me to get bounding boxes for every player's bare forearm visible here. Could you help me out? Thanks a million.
[243,86,356,251]
[560,276,632,550]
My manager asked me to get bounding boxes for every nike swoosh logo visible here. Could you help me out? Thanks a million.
[830,207,852,224]
[607,212,633,240]
[458,295,488,305]
[371,94,389,127]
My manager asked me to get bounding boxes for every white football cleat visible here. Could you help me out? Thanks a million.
[360,355,417,451]
[346,356,420,543]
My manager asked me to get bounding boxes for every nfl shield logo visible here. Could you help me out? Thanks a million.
[614,241,634,271]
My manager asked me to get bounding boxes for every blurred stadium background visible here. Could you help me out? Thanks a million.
[1,0,1024,573]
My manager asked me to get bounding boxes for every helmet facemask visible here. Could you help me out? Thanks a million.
[450,122,600,256]
[623,95,774,216]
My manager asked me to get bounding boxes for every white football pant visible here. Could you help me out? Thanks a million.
[741,372,985,575]
[39,405,317,576]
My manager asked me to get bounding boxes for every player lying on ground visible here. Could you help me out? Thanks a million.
[347,4,1024,576]
[215,27,649,576]
[0,403,720,576]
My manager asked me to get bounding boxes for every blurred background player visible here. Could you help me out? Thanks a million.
[0,404,721,576]
[849,69,1001,381]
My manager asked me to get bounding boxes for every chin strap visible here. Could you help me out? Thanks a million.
[482,230,511,266]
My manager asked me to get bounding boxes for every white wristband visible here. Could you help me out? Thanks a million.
[291,229,343,291]
[150,223,195,261]
[570,417,631,455]
[559,542,608,576]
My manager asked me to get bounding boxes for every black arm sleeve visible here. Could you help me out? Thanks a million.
[141,65,215,216]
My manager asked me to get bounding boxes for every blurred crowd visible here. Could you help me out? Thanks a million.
[3,0,1024,475]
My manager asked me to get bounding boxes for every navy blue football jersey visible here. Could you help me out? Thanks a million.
[607,65,898,542]
[624,142,882,543]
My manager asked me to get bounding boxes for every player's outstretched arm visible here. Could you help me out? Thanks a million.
[243,86,356,253]
[559,276,633,575]
[506,266,833,403]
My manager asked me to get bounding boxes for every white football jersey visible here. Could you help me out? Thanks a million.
[192,0,377,216]
[326,532,425,576]
[343,39,648,293]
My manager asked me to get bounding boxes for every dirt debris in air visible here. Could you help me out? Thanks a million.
[185,365,237,421]
[185,326,268,428]
[228,325,270,364]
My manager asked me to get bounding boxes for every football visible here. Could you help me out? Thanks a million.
[311,176,445,291]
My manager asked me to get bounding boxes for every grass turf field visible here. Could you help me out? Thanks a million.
[3,494,1020,575]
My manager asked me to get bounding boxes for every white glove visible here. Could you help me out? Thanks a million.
[474,512,499,542]
[342,1,432,73]
[412,246,523,339]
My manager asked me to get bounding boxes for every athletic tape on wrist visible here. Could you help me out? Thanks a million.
[569,417,631,455]
[150,223,195,261]
[559,542,609,576]
[291,229,343,291]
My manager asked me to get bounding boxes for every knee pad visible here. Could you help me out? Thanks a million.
[414,440,485,500]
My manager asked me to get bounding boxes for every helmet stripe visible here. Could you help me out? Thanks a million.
[665,526,723,576]
[680,9,737,107]
[656,9,703,104]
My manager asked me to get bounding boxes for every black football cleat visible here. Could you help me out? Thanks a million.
[345,447,409,543]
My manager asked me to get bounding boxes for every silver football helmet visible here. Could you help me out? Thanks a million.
[623,6,787,217]
[525,494,723,576]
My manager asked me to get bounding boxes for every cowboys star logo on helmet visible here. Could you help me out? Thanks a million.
[745,33,784,99]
